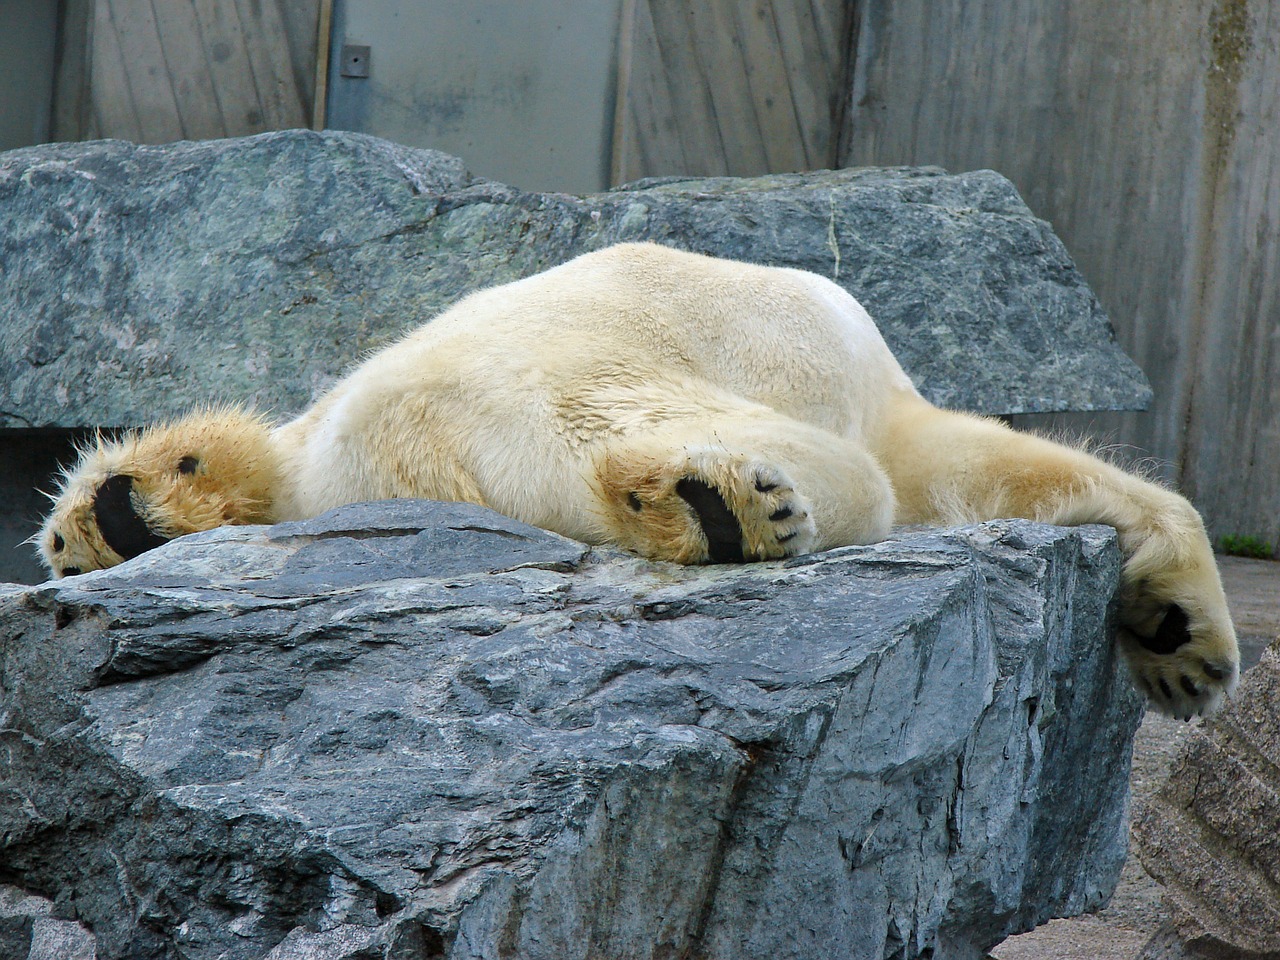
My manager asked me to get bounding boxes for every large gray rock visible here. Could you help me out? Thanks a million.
[0,129,1149,429]
[0,500,1142,959]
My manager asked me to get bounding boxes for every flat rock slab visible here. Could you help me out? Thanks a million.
[0,130,1149,429]
[1134,638,1280,958]
[0,501,1142,960]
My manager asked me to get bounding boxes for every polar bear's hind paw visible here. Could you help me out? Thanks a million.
[680,459,816,563]
[674,477,745,562]
[673,465,812,563]
[596,447,817,564]
[1122,602,1239,719]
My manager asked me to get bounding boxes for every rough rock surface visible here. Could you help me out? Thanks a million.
[0,129,1149,429]
[1134,638,1280,959]
[0,885,96,960]
[0,500,1143,960]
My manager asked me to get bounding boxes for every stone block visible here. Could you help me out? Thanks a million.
[0,500,1143,959]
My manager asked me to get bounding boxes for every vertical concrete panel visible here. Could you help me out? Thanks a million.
[325,0,626,193]
[0,0,59,150]
[1181,0,1280,544]
[843,0,1280,547]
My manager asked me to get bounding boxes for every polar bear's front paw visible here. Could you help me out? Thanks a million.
[1118,594,1239,720]
[597,448,817,564]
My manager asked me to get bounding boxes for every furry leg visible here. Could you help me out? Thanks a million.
[592,416,896,565]
[877,392,1239,718]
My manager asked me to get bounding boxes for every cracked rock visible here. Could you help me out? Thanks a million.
[0,499,1142,959]
[0,129,1149,430]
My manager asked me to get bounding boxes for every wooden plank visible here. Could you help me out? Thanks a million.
[51,0,95,142]
[149,0,228,139]
[1180,0,1280,543]
[233,0,306,130]
[731,0,808,172]
[646,0,730,176]
[614,0,692,181]
[804,0,844,71]
[609,0,638,182]
[187,0,268,133]
[684,0,770,175]
[842,0,1280,545]
[613,0,853,183]
[311,0,333,129]
[778,0,850,167]
[95,0,184,142]
[89,0,145,141]
[275,0,322,124]
[85,0,316,143]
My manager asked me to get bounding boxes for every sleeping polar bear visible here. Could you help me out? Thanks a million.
[38,242,1237,717]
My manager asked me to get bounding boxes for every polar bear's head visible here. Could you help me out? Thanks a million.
[38,408,279,578]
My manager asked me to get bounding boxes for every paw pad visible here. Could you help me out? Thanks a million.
[1137,604,1192,655]
[675,477,745,563]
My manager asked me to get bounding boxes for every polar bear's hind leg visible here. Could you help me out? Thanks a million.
[876,391,1239,719]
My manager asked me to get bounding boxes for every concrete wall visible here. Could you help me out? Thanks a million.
[842,0,1280,550]
[0,0,57,151]
[325,0,626,193]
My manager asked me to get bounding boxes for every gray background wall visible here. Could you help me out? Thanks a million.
[840,0,1280,551]
[325,0,626,193]
[0,0,58,151]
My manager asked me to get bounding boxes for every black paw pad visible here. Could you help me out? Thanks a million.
[1138,604,1192,656]
[94,474,170,561]
[1202,661,1228,681]
[675,477,744,563]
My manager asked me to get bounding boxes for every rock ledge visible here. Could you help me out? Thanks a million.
[0,500,1143,960]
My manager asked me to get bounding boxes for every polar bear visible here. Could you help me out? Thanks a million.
[38,242,1237,717]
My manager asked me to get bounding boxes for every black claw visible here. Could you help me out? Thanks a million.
[1180,675,1200,698]
[1203,662,1227,680]
[754,477,778,493]
[627,491,643,512]
[777,531,797,544]
[1138,604,1192,656]
[1158,677,1174,701]
[769,506,793,522]
[676,477,745,563]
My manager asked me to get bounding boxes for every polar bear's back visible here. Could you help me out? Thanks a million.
[272,243,920,526]
[410,243,918,439]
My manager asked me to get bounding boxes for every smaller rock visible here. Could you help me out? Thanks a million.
[1134,638,1280,959]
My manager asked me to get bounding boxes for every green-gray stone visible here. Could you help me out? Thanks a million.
[0,130,1149,429]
